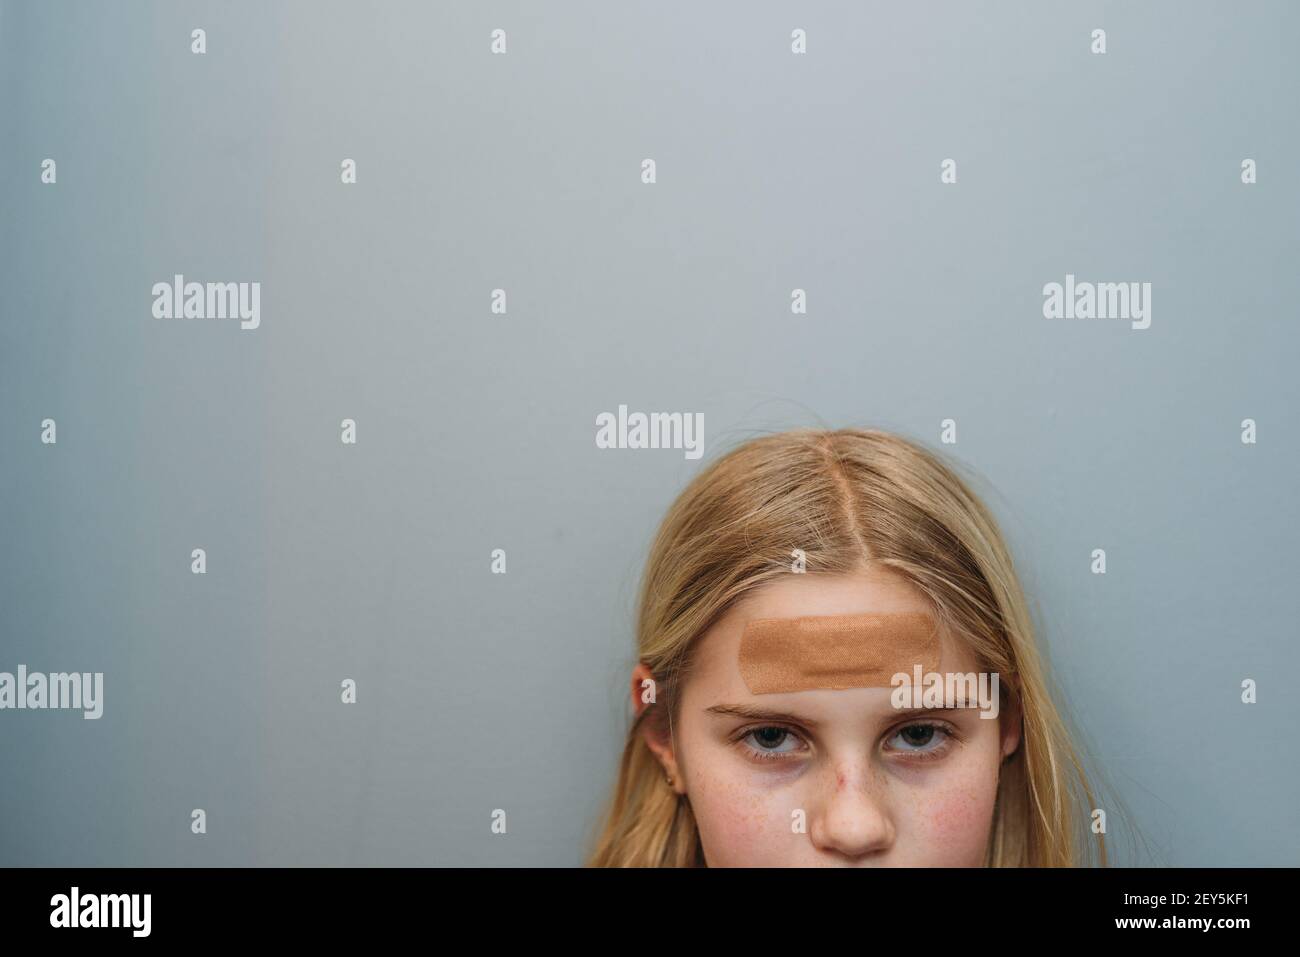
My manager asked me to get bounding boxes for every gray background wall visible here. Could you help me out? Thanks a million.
[1,0,1296,866]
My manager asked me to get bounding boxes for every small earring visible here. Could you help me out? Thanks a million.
[664,772,674,787]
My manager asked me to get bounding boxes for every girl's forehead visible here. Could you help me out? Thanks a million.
[689,584,980,698]
[726,567,934,621]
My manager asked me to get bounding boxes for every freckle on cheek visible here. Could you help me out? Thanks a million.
[691,771,789,865]
[922,786,995,848]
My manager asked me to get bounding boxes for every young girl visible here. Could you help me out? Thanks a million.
[588,428,1108,866]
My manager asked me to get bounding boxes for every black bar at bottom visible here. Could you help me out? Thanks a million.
[0,866,1280,942]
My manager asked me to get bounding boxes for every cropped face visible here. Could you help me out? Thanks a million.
[634,566,1021,866]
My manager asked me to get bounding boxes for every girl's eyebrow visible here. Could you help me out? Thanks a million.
[705,703,964,726]
[705,704,821,727]
[891,705,965,718]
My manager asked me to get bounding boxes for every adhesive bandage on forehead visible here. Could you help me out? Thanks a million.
[737,612,942,695]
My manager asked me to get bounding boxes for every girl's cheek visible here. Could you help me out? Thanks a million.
[908,769,999,864]
[689,767,797,866]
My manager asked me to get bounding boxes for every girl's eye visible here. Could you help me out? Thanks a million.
[739,726,806,760]
[885,722,954,759]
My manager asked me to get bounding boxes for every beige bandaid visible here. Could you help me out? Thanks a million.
[738,612,941,694]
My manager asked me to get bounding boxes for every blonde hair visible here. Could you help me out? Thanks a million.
[587,427,1110,867]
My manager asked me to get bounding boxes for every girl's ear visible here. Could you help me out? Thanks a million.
[1000,686,1023,760]
[630,663,684,792]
